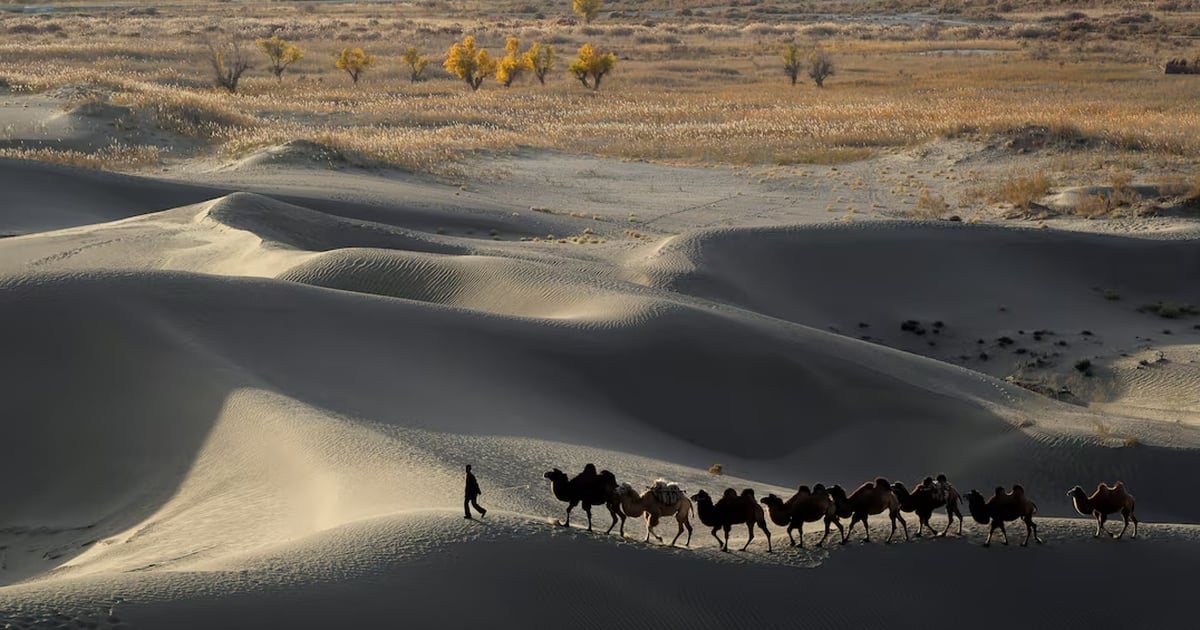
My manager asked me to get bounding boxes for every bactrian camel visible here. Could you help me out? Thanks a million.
[690,488,772,553]
[759,483,844,547]
[1068,481,1138,539]
[965,485,1043,547]
[543,464,625,535]
[616,480,693,546]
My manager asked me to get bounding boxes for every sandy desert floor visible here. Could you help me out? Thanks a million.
[4,39,1200,630]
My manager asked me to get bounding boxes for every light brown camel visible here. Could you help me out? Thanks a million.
[690,488,772,552]
[965,485,1043,547]
[615,480,693,546]
[543,464,625,535]
[1068,481,1138,539]
[829,478,909,544]
[759,483,844,547]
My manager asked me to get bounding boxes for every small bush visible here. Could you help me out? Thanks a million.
[1074,358,1092,373]
[996,171,1052,209]
[1138,302,1198,319]
[708,464,723,475]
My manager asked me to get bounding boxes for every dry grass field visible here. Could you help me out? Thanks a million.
[2,1,1199,193]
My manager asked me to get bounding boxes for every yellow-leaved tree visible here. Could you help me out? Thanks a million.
[257,35,303,82]
[809,48,834,88]
[573,0,603,24]
[524,42,555,85]
[781,44,802,86]
[444,35,497,91]
[335,47,375,84]
[568,43,616,91]
[496,37,531,87]
[401,46,430,83]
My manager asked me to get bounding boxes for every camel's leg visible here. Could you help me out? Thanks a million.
[683,516,693,547]
[740,523,755,552]
[898,512,909,541]
[1129,510,1138,539]
[760,519,772,553]
[583,504,595,532]
[1116,512,1131,539]
[861,514,872,543]
[560,502,576,528]
[983,522,994,547]
[843,515,860,545]
[1030,517,1044,545]
[604,502,622,536]
[797,522,805,548]
[723,525,733,552]
[997,521,1009,546]
[710,526,725,551]
[820,517,843,547]
[787,525,797,547]
[669,514,685,547]
[1021,516,1034,546]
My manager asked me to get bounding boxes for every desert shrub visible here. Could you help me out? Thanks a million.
[996,171,1052,208]
[524,42,555,85]
[256,35,303,83]
[496,37,531,87]
[574,0,603,24]
[444,35,496,91]
[914,188,950,218]
[568,43,616,91]
[809,48,834,87]
[1074,359,1092,374]
[335,47,375,84]
[206,37,250,94]
[708,464,723,475]
[401,46,429,83]
[1138,302,1198,318]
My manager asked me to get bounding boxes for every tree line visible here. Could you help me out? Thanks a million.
[210,34,830,93]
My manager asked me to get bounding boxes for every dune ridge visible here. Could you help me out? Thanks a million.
[1,161,1198,628]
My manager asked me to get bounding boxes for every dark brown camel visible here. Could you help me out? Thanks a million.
[1068,481,1138,539]
[892,477,964,538]
[543,464,625,535]
[690,488,772,553]
[965,485,1043,547]
[760,483,844,547]
[829,478,909,544]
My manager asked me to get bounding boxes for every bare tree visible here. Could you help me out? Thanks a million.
[809,48,834,88]
[207,37,251,93]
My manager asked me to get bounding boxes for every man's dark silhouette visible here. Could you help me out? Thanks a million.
[464,464,486,519]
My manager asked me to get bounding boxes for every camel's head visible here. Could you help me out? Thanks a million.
[874,477,890,488]
[964,489,991,524]
[1067,485,1086,499]
[544,468,566,482]
[690,489,712,504]
[761,493,783,508]
[892,481,907,493]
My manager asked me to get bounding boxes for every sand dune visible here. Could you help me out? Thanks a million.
[1,159,1198,628]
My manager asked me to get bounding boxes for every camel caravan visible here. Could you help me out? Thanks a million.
[542,465,1140,550]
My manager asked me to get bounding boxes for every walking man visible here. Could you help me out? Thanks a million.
[464,464,486,519]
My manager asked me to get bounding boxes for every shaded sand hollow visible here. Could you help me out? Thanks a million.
[1,151,1198,629]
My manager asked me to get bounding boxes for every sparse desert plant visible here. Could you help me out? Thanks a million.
[568,43,616,91]
[256,35,303,83]
[1073,193,1110,217]
[782,44,802,85]
[444,35,497,91]
[1075,359,1093,374]
[335,47,375,84]
[206,37,251,94]
[401,46,430,83]
[524,42,555,85]
[996,170,1053,209]
[914,188,950,218]
[708,464,723,475]
[496,37,531,87]
[809,48,834,88]
[573,0,603,24]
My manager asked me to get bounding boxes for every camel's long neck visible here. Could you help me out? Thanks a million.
[967,498,991,524]
[696,499,719,526]
[551,479,571,501]
[1071,495,1093,516]
[621,493,646,517]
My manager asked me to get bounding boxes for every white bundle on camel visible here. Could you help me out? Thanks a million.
[649,479,684,506]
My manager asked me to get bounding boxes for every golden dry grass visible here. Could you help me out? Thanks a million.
[2,5,1200,173]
